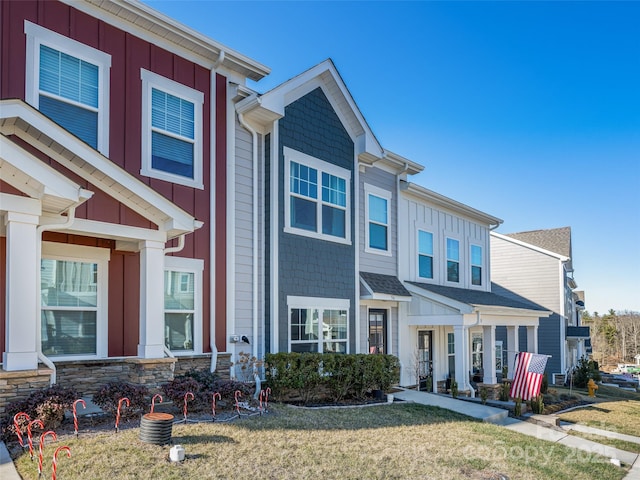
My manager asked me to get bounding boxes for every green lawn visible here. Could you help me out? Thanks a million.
[12,403,628,480]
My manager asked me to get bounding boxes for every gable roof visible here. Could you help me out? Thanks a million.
[0,99,202,239]
[236,59,422,173]
[360,272,412,301]
[505,227,572,259]
[407,281,549,315]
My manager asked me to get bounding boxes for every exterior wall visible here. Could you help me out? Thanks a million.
[359,166,397,276]
[490,235,564,374]
[0,368,54,415]
[399,193,491,291]
[275,87,356,352]
[0,0,227,362]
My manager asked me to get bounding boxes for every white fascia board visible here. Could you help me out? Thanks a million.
[259,59,384,157]
[402,181,503,227]
[59,0,270,80]
[0,100,199,235]
[490,231,570,262]
[0,193,41,216]
[405,283,474,314]
[0,135,83,203]
[58,217,167,243]
[471,304,552,318]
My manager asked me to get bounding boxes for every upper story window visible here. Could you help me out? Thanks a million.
[284,147,351,244]
[471,245,483,286]
[446,238,460,283]
[418,230,434,279]
[364,184,391,254]
[141,69,204,189]
[25,21,111,155]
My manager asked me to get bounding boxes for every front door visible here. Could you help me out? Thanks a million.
[368,309,387,354]
[418,330,433,391]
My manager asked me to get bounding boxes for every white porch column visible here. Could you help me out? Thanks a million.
[526,325,538,353]
[482,325,497,384]
[137,240,166,358]
[506,325,519,380]
[3,212,40,370]
[453,325,466,391]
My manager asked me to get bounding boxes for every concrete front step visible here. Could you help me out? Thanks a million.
[392,389,509,424]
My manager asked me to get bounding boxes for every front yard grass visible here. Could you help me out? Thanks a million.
[12,403,628,480]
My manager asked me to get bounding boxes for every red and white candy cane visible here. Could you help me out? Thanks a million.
[115,397,130,433]
[264,387,271,410]
[13,412,30,448]
[150,394,163,414]
[211,392,221,418]
[51,446,71,480]
[183,392,194,422]
[259,390,264,414]
[28,419,44,460]
[38,430,57,477]
[234,390,242,415]
[72,399,86,437]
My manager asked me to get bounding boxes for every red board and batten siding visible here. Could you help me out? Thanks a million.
[0,0,229,357]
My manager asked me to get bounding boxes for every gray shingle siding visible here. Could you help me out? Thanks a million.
[277,87,356,352]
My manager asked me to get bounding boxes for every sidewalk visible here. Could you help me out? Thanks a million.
[394,388,640,479]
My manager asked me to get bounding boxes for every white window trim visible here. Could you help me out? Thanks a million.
[283,147,351,245]
[445,236,461,285]
[24,20,111,156]
[470,243,484,289]
[40,242,110,361]
[287,296,350,353]
[416,228,435,281]
[364,183,392,256]
[140,69,204,189]
[164,256,204,356]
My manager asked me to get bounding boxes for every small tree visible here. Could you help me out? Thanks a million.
[573,356,601,388]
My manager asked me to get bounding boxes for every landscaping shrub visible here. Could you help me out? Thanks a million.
[92,382,148,420]
[541,373,549,394]
[162,373,254,412]
[265,352,400,405]
[499,381,510,401]
[480,387,488,405]
[529,395,544,414]
[571,356,601,388]
[1,385,80,441]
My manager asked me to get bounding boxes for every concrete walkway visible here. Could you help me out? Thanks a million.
[393,388,640,479]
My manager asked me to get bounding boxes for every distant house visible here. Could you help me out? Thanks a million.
[490,227,589,384]
[0,0,268,411]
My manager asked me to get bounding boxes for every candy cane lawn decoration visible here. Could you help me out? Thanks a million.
[13,412,30,448]
[72,399,86,437]
[264,387,271,410]
[52,446,71,480]
[183,392,194,422]
[211,392,221,419]
[234,390,242,416]
[28,419,44,460]
[115,397,130,433]
[38,430,57,477]
[150,394,163,413]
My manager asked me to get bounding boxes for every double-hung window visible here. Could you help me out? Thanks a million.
[285,147,351,243]
[471,245,483,286]
[141,69,204,189]
[40,243,109,359]
[164,257,203,354]
[25,21,111,155]
[418,230,434,279]
[446,238,460,283]
[288,296,349,353]
[365,184,391,254]
[472,332,483,374]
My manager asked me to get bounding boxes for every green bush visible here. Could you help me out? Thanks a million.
[529,395,544,414]
[1,385,80,441]
[265,353,399,405]
[92,382,148,420]
[480,387,488,405]
[572,356,601,388]
[499,381,511,402]
[514,397,522,417]
[450,379,458,398]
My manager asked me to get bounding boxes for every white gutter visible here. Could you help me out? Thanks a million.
[237,111,259,360]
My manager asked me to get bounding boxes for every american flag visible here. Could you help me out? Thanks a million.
[509,352,548,401]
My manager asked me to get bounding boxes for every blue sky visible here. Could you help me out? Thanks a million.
[147,0,640,315]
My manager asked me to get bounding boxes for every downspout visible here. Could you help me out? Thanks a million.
[237,111,259,361]
[36,203,80,385]
[162,235,186,359]
[209,66,220,372]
